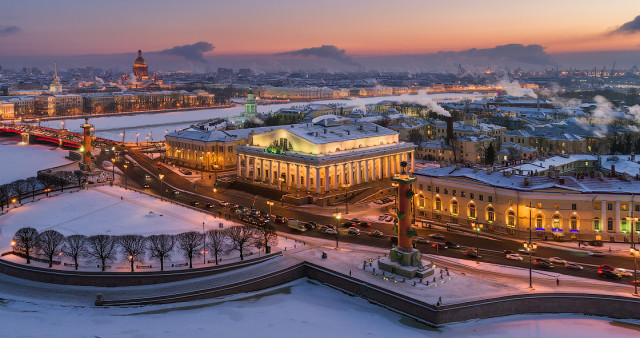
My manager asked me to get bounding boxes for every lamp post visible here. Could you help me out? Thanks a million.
[158,174,164,201]
[267,201,274,218]
[525,202,536,290]
[333,210,341,249]
[626,216,639,296]
[110,158,116,182]
[279,177,285,206]
[342,183,350,214]
[10,240,16,254]
[123,164,128,189]
[472,222,481,264]
[136,132,139,146]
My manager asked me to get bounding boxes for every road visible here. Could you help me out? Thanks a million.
[101,147,640,288]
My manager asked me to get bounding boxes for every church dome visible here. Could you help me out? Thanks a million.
[134,50,146,66]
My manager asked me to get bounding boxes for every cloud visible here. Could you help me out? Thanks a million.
[610,15,640,35]
[276,45,359,66]
[157,42,214,63]
[0,25,20,36]
[438,44,554,65]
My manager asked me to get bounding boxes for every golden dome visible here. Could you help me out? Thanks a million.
[134,50,146,66]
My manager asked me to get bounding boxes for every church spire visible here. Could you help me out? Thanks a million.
[54,61,58,81]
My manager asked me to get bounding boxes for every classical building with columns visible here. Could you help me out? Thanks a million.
[236,120,415,204]
[414,165,640,243]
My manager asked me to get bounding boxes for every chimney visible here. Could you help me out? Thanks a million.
[446,116,454,144]
[347,130,350,135]
[559,178,565,185]
[324,129,327,134]
[611,165,615,176]
[375,125,379,132]
[524,177,530,186]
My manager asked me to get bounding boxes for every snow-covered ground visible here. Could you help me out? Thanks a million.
[0,278,637,337]
[0,140,73,185]
[34,93,488,142]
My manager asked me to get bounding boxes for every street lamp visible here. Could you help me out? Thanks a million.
[279,177,285,206]
[627,216,639,296]
[110,158,116,182]
[525,202,537,290]
[342,183,350,214]
[472,222,482,264]
[136,132,139,146]
[10,240,16,254]
[267,201,274,218]
[333,210,341,248]
[158,174,165,201]
[123,164,128,189]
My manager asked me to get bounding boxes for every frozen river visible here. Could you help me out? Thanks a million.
[0,140,72,185]
[33,93,487,143]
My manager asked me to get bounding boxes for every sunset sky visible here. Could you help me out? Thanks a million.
[1,0,640,56]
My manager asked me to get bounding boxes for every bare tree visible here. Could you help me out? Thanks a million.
[13,227,39,264]
[73,170,85,188]
[26,177,40,201]
[176,231,204,268]
[206,229,228,265]
[62,234,87,270]
[254,222,278,254]
[86,235,117,271]
[226,225,258,261]
[12,179,29,204]
[37,230,65,268]
[116,235,147,272]
[148,234,175,271]
[0,184,11,211]
[53,172,70,192]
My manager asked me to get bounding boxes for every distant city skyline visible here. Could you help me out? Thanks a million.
[1,0,640,57]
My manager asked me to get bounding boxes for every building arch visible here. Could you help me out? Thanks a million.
[593,217,601,232]
[434,196,442,212]
[417,194,425,208]
[486,206,495,223]
[506,210,516,227]
[450,199,459,216]
[607,217,614,232]
[467,202,476,219]
[535,213,545,229]
[552,214,562,229]
[570,215,579,231]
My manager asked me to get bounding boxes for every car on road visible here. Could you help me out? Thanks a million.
[342,221,358,228]
[565,262,584,270]
[319,225,334,232]
[347,227,360,235]
[325,228,337,235]
[598,269,622,279]
[503,250,515,255]
[172,190,180,195]
[250,209,261,217]
[598,264,615,271]
[219,201,231,207]
[518,248,537,254]
[533,258,554,268]
[274,215,286,224]
[368,230,383,237]
[614,268,633,277]
[432,242,448,250]
[588,251,607,257]
[463,250,479,259]
[549,257,567,265]
[506,253,523,261]
[414,237,429,244]
[143,183,150,188]
[303,221,319,230]
[429,233,445,240]
[190,201,200,206]
[356,220,372,227]
[445,241,460,249]
[144,174,151,178]
[206,203,215,209]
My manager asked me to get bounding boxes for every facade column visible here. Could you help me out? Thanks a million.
[287,162,292,188]
[268,160,273,184]
[383,156,388,178]
[395,154,401,172]
[344,163,349,185]
[277,161,282,187]
[295,164,300,190]
[601,200,606,231]
[325,166,330,192]
[306,165,311,192]
[364,160,369,183]
[260,159,265,182]
[334,164,339,190]
[615,201,621,233]
[236,154,242,177]
[411,151,415,172]
[315,167,321,194]
[244,155,250,178]
[372,158,378,181]
[252,157,258,181]
[378,157,383,180]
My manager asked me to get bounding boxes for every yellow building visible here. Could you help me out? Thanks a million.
[415,165,640,242]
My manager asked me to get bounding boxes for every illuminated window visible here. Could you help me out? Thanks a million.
[418,194,425,208]
[435,197,442,212]
[607,217,614,232]
[507,211,516,227]
[593,217,600,231]
[593,202,601,210]
[537,202,542,209]
[570,216,578,230]
[487,207,495,223]
[622,204,627,211]
[621,219,629,233]
[536,214,543,228]
[468,203,476,219]
[552,215,561,229]
[554,203,559,209]
[451,200,459,215]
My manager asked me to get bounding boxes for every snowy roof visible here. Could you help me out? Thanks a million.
[166,125,280,143]
[418,139,453,150]
[508,154,597,173]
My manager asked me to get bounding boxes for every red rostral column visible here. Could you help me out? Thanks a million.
[81,118,93,167]
[392,161,416,250]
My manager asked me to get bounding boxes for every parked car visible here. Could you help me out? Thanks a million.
[588,251,607,257]
[378,214,389,221]
[614,268,633,277]
[172,190,180,195]
[143,183,150,188]
[144,174,151,178]
[303,221,318,230]
[503,250,515,255]
[506,253,523,261]
[430,233,445,240]
[347,227,360,235]
[219,201,231,207]
[325,228,337,235]
[598,269,622,279]
[445,241,460,249]
[190,201,200,206]
[274,215,286,224]
[549,257,567,265]
[415,237,429,244]
[369,230,383,237]
[250,209,261,217]
[598,264,615,271]
[565,262,584,270]
[432,242,448,250]
[319,225,334,232]
[206,203,215,209]
[533,258,554,268]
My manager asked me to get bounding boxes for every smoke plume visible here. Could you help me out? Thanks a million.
[610,15,640,35]
[276,45,359,67]
[397,90,451,117]
[496,79,537,98]
[157,42,214,63]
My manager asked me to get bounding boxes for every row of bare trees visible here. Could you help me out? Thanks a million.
[11,224,277,272]
[0,171,85,211]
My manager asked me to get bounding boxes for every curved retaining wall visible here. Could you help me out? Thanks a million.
[0,252,282,287]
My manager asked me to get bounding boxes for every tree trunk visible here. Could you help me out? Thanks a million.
[160,257,164,271]
[25,244,31,264]
[130,259,134,272]
[48,256,53,268]
[214,252,218,265]
[74,257,79,270]
[240,248,244,261]
[101,258,106,271]
[188,254,193,268]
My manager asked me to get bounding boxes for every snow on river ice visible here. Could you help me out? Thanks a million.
[0,140,72,185]
[34,93,487,142]
[0,278,638,337]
